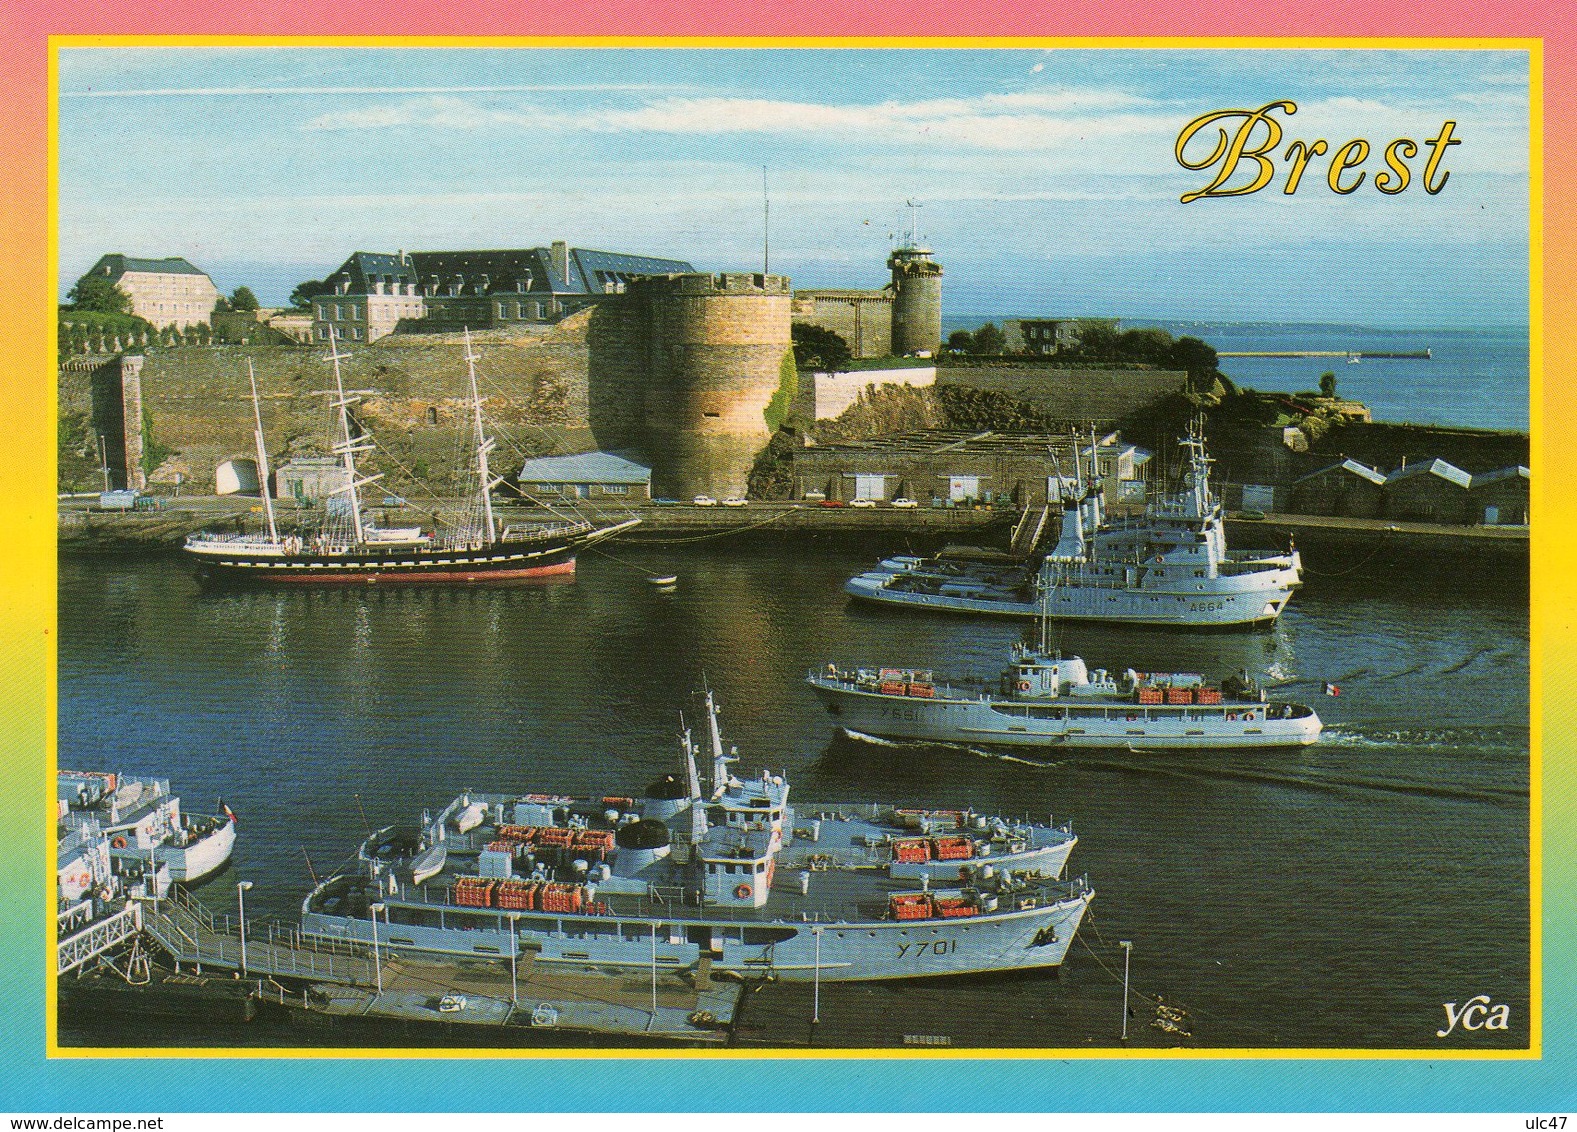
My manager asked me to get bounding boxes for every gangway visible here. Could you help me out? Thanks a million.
[58,904,141,975]
[1010,503,1050,558]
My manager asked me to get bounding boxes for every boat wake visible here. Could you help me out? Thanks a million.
[1321,723,1528,755]
[1073,750,1527,807]
[1438,646,1496,675]
[838,728,1059,768]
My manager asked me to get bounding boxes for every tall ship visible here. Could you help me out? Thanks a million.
[843,429,1303,627]
[302,694,1094,982]
[807,641,1322,753]
[184,334,638,584]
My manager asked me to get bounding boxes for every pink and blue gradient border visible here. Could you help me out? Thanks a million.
[2,17,1570,1114]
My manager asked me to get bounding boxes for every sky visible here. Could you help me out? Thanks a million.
[56,46,1531,327]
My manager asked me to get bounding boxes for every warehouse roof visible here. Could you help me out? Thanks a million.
[1468,465,1531,488]
[1384,458,1472,489]
[1293,459,1387,487]
[518,452,652,484]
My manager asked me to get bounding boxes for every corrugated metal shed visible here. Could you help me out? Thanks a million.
[1384,458,1472,489]
[518,452,652,485]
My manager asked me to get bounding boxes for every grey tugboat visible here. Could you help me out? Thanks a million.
[844,428,1302,627]
[302,693,1093,982]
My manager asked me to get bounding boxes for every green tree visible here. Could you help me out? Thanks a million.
[66,274,132,315]
[970,322,1005,355]
[791,323,853,371]
[946,330,974,354]
[290,279,331,310]
[1319,371,1338,398]
[230,286,260,311]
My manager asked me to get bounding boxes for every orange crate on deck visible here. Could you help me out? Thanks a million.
[1137,688,1163,705]
[894,838,933,863]
[1166,687,1194,705]
[536,827,574,847]
[1197,688,1222,705]
[934,897,978,918]
[888,892,934,920]
[497,825,538,843]
[880,681,906,696]
[906,683,935,698]
[572,829,616,852]
[932,836,975,861]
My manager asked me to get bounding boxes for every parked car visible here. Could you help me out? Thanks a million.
[721,497,748,507]
[818,499,846,508]
[692,495,718,506]
[889,498,919,509]
[849,498,878,509]
[803,490,827,502]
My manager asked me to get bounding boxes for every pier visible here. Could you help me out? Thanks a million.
[65,889,742,1045]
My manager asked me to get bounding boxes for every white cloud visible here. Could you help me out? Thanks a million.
[61,84,687,98]
[301,88,1167,153]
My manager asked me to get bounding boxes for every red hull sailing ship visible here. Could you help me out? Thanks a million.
[184,332,637,584]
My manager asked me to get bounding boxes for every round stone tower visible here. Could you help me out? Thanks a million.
[635,272,794,500]
[887,245,944,357]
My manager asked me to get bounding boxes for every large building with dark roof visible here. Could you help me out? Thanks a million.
[312,242,695,342]
[83,254,222,330]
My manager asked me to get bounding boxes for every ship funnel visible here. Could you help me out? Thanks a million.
[613,818,672,875]
[643,773,691,821]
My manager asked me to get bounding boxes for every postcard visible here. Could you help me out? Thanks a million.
[2,11,1570,1123]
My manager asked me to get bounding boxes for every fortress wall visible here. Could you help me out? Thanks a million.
[791,293,893,359]
[810,367,937,420]
[66,323,601,495]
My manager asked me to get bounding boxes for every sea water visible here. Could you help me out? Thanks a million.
[56,540,1528,1050]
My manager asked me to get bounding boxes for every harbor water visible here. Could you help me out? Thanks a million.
[56,538,1529,1050]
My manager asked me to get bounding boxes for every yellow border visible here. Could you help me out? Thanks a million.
[45,34,1543,1062]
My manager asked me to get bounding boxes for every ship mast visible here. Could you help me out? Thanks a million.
[326,331,376,546]
[463,328,499,544]
[247,361,279,543]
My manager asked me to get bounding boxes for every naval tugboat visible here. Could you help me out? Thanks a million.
[302,692,1093,982]
[843,427,1302,627]
[807,645,1321,753]
[183,332,637,584]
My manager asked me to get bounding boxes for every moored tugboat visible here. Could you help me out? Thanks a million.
[843,427,1302,627]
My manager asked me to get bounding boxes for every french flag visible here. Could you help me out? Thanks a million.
[1321,682,1341,697]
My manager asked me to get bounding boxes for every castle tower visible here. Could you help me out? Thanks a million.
[887,245,944,357]
[635,273,794,499]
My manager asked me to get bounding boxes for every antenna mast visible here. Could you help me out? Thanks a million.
[762,166,770,274]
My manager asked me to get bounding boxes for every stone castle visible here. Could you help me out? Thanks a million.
[66,244,945,502]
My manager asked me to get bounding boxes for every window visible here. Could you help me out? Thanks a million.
[601,484,628,495]
[948,476,980,502]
